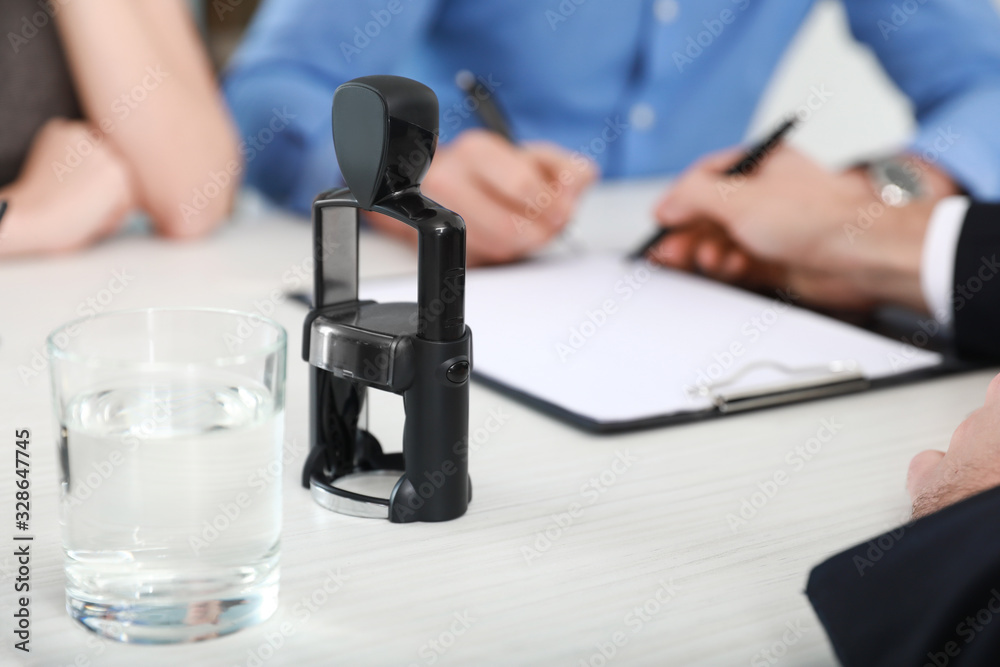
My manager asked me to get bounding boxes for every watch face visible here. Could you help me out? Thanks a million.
[880,182,908,207]
[871,159,925,206]
[883,162,922,192]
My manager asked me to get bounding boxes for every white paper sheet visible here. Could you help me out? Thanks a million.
[361,254,942,425]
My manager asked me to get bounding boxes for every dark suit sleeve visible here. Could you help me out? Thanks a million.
[806,485,1000,666]
[953,203,1000,361]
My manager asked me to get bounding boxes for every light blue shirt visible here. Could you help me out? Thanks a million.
[223,0,1000,213]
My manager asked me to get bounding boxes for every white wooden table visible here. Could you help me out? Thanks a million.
[0,188,993,667]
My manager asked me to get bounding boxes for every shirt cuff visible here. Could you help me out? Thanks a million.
[921,196,971,327]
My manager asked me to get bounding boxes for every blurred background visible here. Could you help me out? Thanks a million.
[200,0,1000,169]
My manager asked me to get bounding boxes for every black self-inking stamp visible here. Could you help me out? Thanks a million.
[301,75,472,523]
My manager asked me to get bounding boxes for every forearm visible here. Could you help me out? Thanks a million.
[840,202,934,313]
[55,0,238,236]
[810,174,934,313]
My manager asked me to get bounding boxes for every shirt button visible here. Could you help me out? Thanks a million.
[654,0,680,24]
[629,103,656,131]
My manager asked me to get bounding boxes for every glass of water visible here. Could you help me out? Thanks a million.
[47,308,286,644]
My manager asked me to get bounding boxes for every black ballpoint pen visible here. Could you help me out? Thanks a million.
[457,70,586,252]
[456,70,515,143]
[629,116,799,260]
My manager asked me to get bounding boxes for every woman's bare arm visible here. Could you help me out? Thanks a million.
[55,1,239,238]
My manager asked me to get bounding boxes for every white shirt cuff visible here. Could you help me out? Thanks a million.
[920,196,971,327]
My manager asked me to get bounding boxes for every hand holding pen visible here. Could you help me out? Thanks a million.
[631,117,797,260]
[361,70,599,267]
[644,123,891,310]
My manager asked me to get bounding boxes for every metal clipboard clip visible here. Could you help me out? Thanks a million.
[689,360,870,414]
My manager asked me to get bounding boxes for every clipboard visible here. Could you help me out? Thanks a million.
[297,253,975,434]
[468,355,973,433]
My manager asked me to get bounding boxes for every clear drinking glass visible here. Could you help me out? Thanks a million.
[47,308,286,644]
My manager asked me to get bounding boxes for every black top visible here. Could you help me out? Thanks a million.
[806,203,1000,664]
[808,485,1000,666]
[0,0,82,187]
[953,203,1000,361]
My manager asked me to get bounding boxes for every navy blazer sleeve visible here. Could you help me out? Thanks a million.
[953,204,1000,361]
[806,485,1000,666]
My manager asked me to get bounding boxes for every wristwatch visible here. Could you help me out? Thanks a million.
[867,158,926,207]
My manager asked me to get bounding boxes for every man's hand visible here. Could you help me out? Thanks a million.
[368,129,598,266]
[655,146,859,268]
[907,373,1000,519]
[0,119,136,256]
[649,145,936,312]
